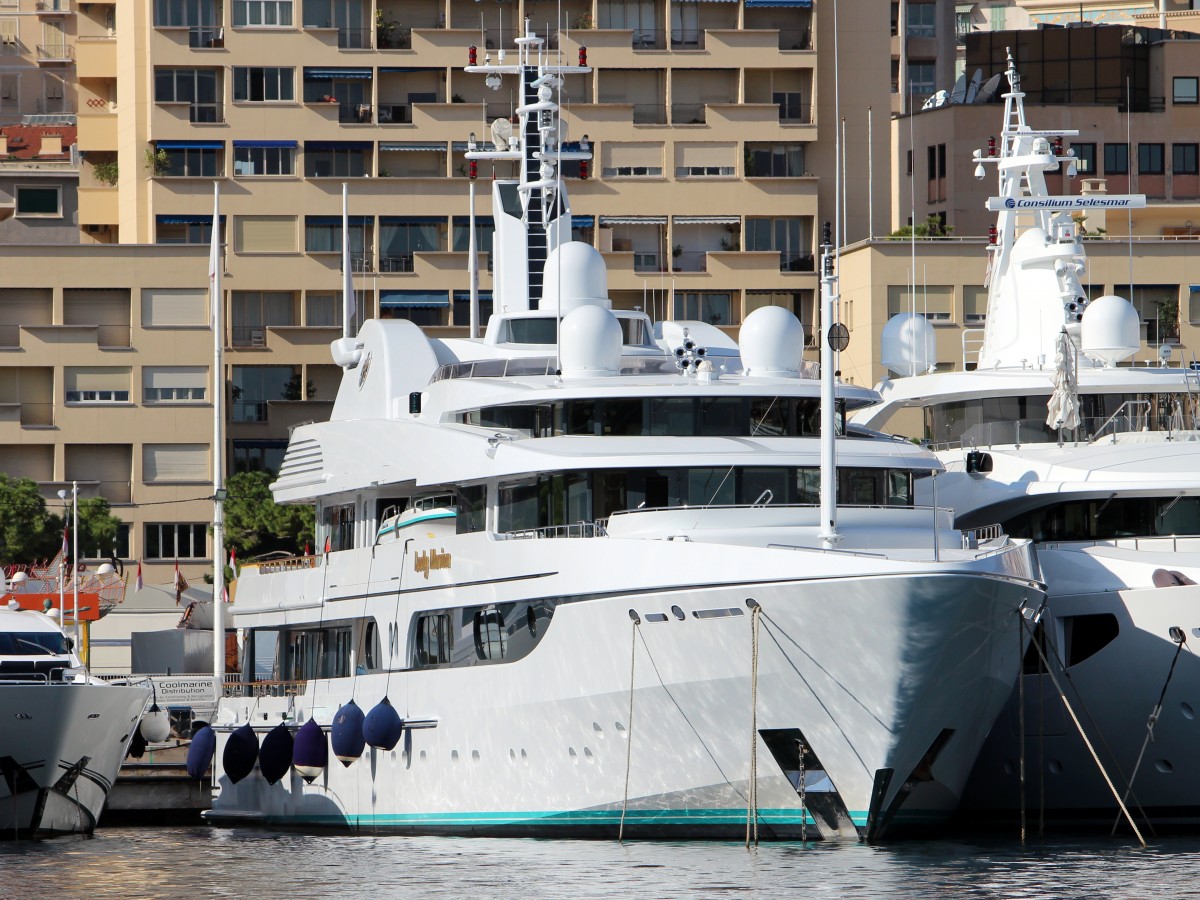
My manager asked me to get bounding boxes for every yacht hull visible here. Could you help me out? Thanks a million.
[209,561,1038,840]
[963,544,1200,830]
[0,682,150,838]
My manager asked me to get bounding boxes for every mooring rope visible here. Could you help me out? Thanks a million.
[746,602,762,849]
[1111,627,1188,836]
[619,613,640,843]
[1020,615,1147,847]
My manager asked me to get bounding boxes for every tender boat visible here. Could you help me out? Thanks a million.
[199,26,1043,841]
[0,604,150,837]
[857,51,1200,830]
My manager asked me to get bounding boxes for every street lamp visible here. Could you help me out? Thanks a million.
[56,483,79,651]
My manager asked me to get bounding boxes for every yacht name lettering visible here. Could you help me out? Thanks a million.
[414,549,452,579]
[988,195,1146,211]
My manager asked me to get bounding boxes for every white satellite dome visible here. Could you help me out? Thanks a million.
[540,241,610,315]
[559,304,623,378]
[739,306,804,378]
[1081,294,1140,368]
[881,312,937,376]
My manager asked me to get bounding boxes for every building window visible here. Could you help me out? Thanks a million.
[233,145,294,176]
[305,292,342,327]
[1071,142,1095,175]
[744,143,806,177]
[746,217,813,272]
[674,292,733,326]
[907,62,935,99]
[143,366,207,403]
[888,284,953,321]
[233,67,294,102]
[380,217,442,271]
[154,0,218,27]
[154,68,221,122]
[305,217,369,260]
[65,366,130,404]
[303,143,369,177]
[142,288,208,326]
[906,2,936,37]
[233,439,287,474]
[0,18,17,55]
[1173,143,1199,176]
[15,185,60,217]
[233,215,296,253]
[232,0,292,27]
[145,522,207,560]
[156,217,218,244]
[231,290,294,346]
[160,146,221,177]
[232,365,298,422]
[1173,76,1199,105]
[1104,143,1129,175]
[1138,143,1164,175]
[144,444,209,483]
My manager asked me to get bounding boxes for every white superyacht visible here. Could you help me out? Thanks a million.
[858,53,1200,828]
[199,26,1043,841]
[0,603,150,837]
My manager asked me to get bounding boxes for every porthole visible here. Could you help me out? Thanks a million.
[671,605,685,621]
[1182,702,1195,720]
[592,722,604,738]
[1155,759,1174,773]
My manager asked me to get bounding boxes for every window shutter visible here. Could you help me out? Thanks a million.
[235,215,296,252]
[142,288,207,326]
[144,444,209,483]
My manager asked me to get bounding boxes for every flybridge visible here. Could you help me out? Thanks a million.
[985,195,1147,211]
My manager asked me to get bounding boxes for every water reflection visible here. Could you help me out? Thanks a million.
[1,827,1197,899]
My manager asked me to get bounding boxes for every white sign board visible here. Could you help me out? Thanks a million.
[150,675,221,707]
[986,195,1147,212]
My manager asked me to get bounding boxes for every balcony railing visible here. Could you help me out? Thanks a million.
[631,103,667,125]
[189,102,223,123]
[97,324,132,347]
[0,324,19,347]
[339,254,373,273]
[231,325,267,348]
[234,401,268,423]
[380,254,414,273]
[190,26,223,48]
[36,43,73,61]
[778,28,812,50]
[338,27,370,49]
[780,252,816,273]
[671,103,706,125]
[671,250,709,273]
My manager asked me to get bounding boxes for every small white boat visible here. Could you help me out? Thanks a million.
[0,605,150,837]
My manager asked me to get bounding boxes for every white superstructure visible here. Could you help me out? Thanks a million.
[200,26,1043,841]
[0,606,150,837]
[858,51,1200,829]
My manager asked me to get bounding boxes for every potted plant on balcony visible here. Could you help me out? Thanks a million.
[376,9,399,48]
[143,147,169,177]
[93,159,118,187]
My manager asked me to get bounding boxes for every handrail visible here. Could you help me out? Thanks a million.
[1090,399,1152,444]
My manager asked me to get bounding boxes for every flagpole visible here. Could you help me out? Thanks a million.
[342,182,354,339]
[210,181,226,683]
[71,480,79,654]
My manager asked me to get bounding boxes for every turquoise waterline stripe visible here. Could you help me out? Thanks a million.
[378,511,456,536]
[254,808,824,828]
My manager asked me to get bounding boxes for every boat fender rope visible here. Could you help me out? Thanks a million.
[747,601,761,849]
[619,612,640,843]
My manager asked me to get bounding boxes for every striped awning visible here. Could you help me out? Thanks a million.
[304,141,372,151]
[379,143,445,152]
[452,290,494,301]
[381,290,449,308]
[233,140,298,149]
[380,216,445,225]
[674,215,740,225]
[745,0,811,6]
[572,215,595,229]
[599,215,667,226]
[304,68,372,80]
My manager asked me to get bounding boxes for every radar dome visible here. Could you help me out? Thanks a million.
[541,241,610,315]
[881,312,937,376]
[1081,294,1140,367]
[739,306,804,377]
[560,304,623,378]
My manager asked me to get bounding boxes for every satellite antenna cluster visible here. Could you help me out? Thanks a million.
[920,69,1002,110]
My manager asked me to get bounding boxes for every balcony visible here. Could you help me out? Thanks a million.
[35,0,72,15]
[190,26,224,48]
[36,43,74,63]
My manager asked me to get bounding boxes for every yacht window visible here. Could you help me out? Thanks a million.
[0,632,69,655]
[506,318,558,344]
[697,397,744,436]
[457,484,487,534]
[647,397,695,435]
[414,613,452,667]
[322,502,355,551]
[473,608,507,661]
[750,397,787,436]
[362,620,380,671]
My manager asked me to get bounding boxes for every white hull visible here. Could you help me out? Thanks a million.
[211,534,1039,839]
[0,682,150,837]
[964,542,1200,828]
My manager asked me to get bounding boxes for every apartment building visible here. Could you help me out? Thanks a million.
[0,0,897,580]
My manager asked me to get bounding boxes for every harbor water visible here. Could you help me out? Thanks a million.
[5,827,1200,899]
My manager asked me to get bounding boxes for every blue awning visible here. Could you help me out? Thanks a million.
[380,216,445,225]
[377,67,437,74]
[304,68,373,80]
[379,143,445,152]
[745,0,811,6]
[572,215,595,229]
[233,140,298,149]
[453,290,493,301]
[452,216,495,226]
[156,140,223,150]
[380,290,449,308]
[305,141,372,151]
[306,215,372,226]
[157,214,226,225]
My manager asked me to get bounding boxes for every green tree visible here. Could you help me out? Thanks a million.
[72,497,125,559]
[888,215,954,239]
[0,475,57,563]
[221,470,315,559]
